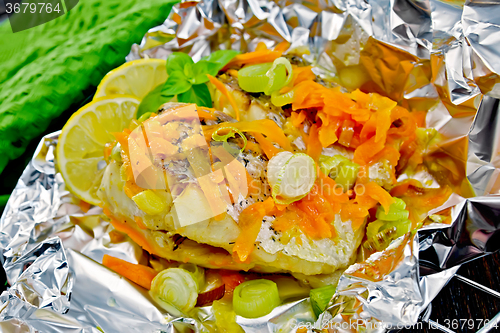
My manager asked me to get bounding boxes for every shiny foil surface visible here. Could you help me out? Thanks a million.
[2,0,500,331]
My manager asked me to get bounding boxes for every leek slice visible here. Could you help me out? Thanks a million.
[178,263,205,292]
[267,151,316,205]
[264,57,293,95]
[238,57,293,95]
[212,126,247,152]
[310,285,336,317]
[233,279,280,318]
[271,89,294,107]
[149,268,199,315]
[365,197,412,250]
[238,63,273,93]
[375,198,408,221]
[132,190,167,215]
[319,155,359,191]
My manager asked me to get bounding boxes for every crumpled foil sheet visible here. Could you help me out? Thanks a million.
[2,0,500,332]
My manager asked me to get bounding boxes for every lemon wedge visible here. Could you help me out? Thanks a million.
[94,58,167,100]
[57,95,140,205]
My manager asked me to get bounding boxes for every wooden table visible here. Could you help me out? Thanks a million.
[403,251,500,333]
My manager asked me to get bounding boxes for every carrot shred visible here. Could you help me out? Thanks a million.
[225,49,282,68]
[290,111,306,127]
[362,182,394,214]
[318,118,342,148]
[306,124,323,162]
[108,218,156,255]
[79,200,91,213]
[256,41,268,51]
[274,41,290,53]
[227,69,239,78]
[102,254,158,290]
[134,216,148,230]
[204,119,292,151]
[291,66,316,86]
[233,197,275,262]
[207,75,240,121]
[253,133,281,159]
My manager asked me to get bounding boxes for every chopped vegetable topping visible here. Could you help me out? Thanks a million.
[310,284,337,317]
[102,254,158,290]
[267,152,316,204]
[233,279,281,318]
[149,267,199,315]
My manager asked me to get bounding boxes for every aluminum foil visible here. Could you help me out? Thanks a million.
[2,0,500,332]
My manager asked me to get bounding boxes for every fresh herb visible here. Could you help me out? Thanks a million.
[160,50,239,107]
[137,84,173,119]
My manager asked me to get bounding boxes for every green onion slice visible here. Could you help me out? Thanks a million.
[264,57,293,95]
[149,268,199,315]
[365,197,412,251]
[212,126,247,152]
[271,89,294,107]
[267,151,317,205]
[178,263,205,292]
[319,155,359,191]
[238,63,273,93]
[233,279,281,318]
[375,198,408,221]
[237,57,293,95]
[310,285,337,317]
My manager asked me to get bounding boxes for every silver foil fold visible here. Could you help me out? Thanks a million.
[3,0,500,331]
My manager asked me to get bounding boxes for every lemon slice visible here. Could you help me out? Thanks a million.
[94,58,167,100]
[57,95,140,205]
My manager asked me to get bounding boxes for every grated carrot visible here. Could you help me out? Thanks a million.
[253,133,281,159]
[102,254,157,290]
[233,197,275,262]
[273,41,291,53]
[255,41,268,51]
[207,74,240,121]
[225,49,282,68]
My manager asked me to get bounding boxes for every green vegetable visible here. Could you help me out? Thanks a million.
[366,219,386,240]
[319,155,360,191]
[149,267,199,315]
[178,263,205,292]
[310,285,337,317]
[271,89,294,106]
[204,50,241,68]
[212,299,244,332]
[212,127,248,152]
[177,84,212,107]
[238,57,293,95]
[365,197,412,250]
[0,0,180,175]
[137,112,153,123]
[161,50,239,108]
[110,143,123,163]
[131,190,167,215]
[233,279,281,318]
[375,198,409,221]
[267,151,317,205]
[136,84,174,119]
